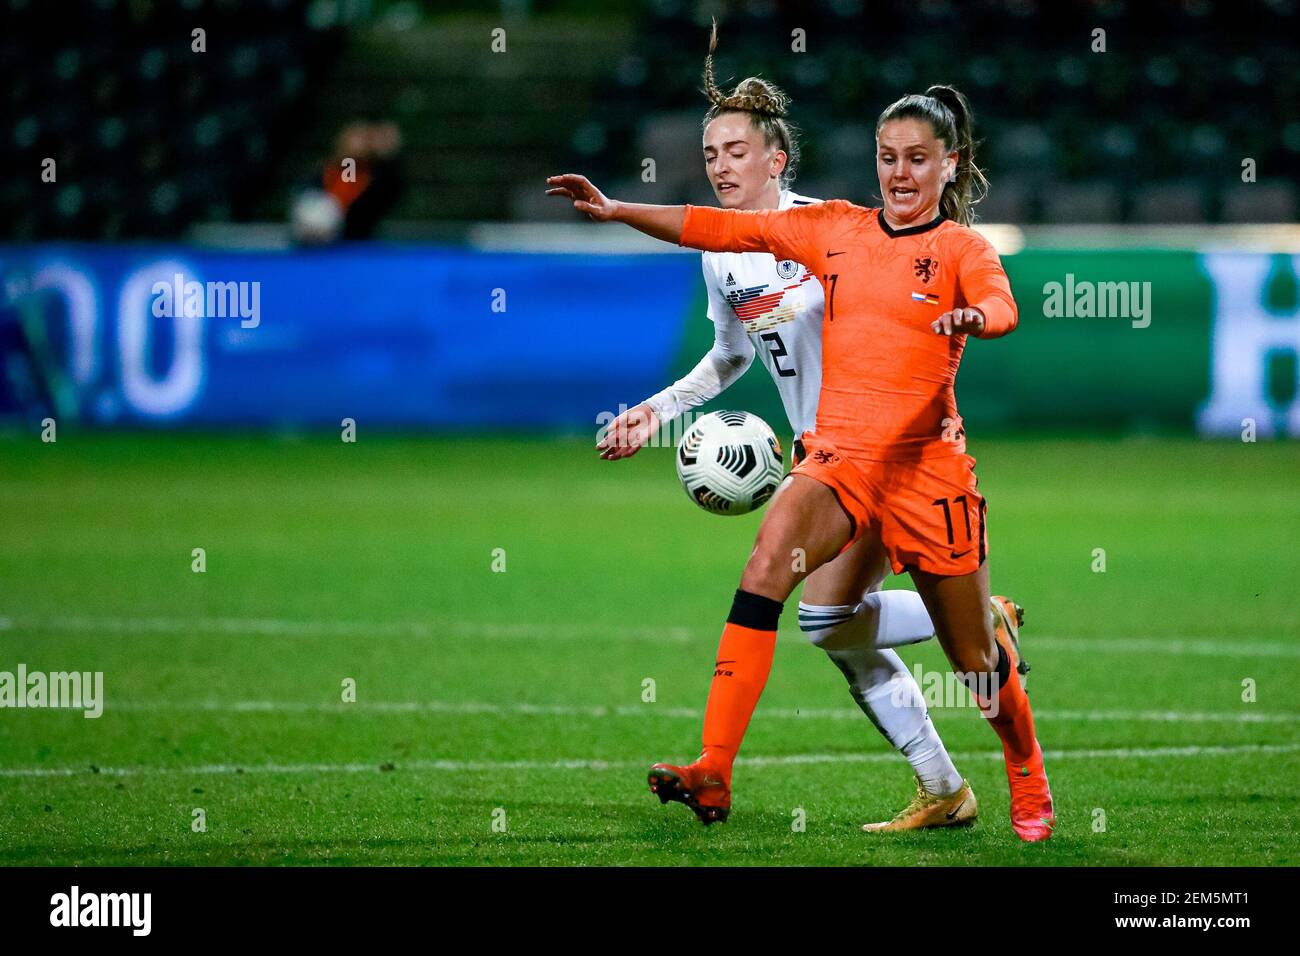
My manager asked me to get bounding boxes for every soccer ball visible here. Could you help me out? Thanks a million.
[675,410,785,515]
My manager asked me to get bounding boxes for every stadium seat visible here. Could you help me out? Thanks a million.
[1041,182,1122,225]
[1131,181,1208,224]
[1220,181,1299,223]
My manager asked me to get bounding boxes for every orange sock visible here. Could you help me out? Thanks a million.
[700,591,783,784]
[978,655,1038,766]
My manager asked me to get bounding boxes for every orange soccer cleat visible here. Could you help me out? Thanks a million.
[990,595,1030,677]
[1005,740,1055,842]
[988,596,1054,841]
[647,761,730,825]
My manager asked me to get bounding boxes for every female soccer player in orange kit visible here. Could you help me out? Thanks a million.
[547,84,1055,842]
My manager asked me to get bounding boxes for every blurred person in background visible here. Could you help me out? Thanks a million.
[292,120,405,244]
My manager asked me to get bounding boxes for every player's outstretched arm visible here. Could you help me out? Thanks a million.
[546,174,685,244]
[932,236,1019,338]
[597,404,661,460]
[599,323,754,460]
[548,173,821,263]
[931,307,987,336]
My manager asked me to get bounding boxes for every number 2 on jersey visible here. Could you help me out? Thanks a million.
[759,331,796,377]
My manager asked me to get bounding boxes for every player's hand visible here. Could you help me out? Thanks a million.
[546,174,620,221]
[931,307,985,336]
[597,403,660,460]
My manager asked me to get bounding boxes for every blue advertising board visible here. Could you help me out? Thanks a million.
[0,245,700,429]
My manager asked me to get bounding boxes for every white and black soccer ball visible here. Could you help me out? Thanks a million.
[675,410,785,516]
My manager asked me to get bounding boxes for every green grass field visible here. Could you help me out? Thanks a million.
[1,431,1297,865]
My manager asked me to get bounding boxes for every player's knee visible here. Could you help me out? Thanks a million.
[797,598,879,651]
[858,590,884,630]
[797,602,857,647]
[950,642,998,677]
[739,546,796,599]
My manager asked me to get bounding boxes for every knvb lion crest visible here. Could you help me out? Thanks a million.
[913,255,938,284]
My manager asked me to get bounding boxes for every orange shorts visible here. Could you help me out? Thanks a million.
[791,432,988,577]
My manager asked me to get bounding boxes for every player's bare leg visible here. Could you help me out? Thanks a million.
[649,475,849,824]
[798,538,976,831]
[736,473,853,600]
[911,564,1055,842]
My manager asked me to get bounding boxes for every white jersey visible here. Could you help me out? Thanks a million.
[702,190,824,436]
[643,189,825,440]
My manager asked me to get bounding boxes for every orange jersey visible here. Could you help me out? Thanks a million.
[680,201,1017,460]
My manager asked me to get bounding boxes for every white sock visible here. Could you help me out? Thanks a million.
[866,590,935,648]
[800,603,963,797]
[796,591,934,651]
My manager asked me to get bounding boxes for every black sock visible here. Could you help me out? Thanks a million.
[994,640,1011,686]
[727,589,784,631]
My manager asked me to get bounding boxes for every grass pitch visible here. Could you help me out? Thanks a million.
[0,431,1297,865]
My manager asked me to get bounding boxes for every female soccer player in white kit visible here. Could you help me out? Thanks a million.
[594,43,1024,830]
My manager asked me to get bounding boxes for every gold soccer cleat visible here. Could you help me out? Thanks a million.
[862,777,978,832]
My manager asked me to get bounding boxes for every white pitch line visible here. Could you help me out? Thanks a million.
[1028,709,1300,724]
[1028,637,1300,659]
[6,615,696,644]
[6,615,1299,657]
[1,742,1296,780]
[103,699,1300,725]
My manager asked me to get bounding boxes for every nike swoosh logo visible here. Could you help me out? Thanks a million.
[701,775,725,787]
[946,798,968,820]
[949,549,972,559]
[827,250,846,257]
[715,660,736,667]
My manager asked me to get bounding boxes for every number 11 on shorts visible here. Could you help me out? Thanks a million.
[932,494,982,559]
